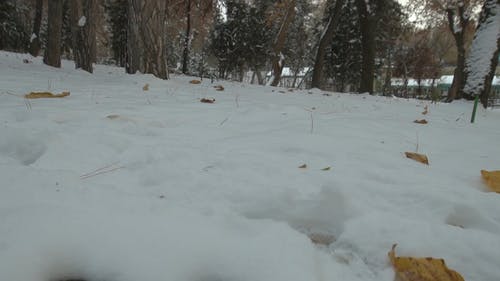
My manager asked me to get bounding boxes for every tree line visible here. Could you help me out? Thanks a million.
[1,0,499,107]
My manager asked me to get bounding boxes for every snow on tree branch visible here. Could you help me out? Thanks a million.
[464,1,500,96]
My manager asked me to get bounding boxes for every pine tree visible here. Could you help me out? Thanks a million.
[325,0,362,92]
[105,0,128,67]
[0,0,29,52]
[283,0,313,87]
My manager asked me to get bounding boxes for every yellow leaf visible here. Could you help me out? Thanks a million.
[298,164,307,169]
[142,83,149,91]
[190,79,201,84]
[25,91,70,99]
[388,244,465,281]
[405,152,429,165]
[481,170,500,193]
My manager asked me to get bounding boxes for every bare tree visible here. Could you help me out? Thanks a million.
[311,0,344,89]
[463,0,500,108]
[270,0,296,87]
[43,0,63,68]
[70,0,97,73]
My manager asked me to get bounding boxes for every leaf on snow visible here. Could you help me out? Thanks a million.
[298,164,307,169]
[25,91,70,99]
[480,170,500,193]
[388,244,465,281]
[190,79,202,84]
[309,233,335,245]
[405,152,429,165]
[142,83,149,91]
[106,114,120,120]
[200,98,215,104]
[213,85,224,91]
[321,167,331,171]
[414,119,428,124]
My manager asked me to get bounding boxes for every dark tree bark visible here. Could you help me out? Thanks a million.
[43,0,63,68]
[356,0,376,94]
[182,0,192,74]
[70,0,96,73]
[310,0,344,89]
[126,0,168,79]
[463,0,500,108]
[270,0,296,87]
[126,0,141,74]
[29,0,43,57]
[445,5,469,101]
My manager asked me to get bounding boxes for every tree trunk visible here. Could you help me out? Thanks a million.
[126,0,141,74]
[382,51,392,96]
[29,0,43,57]
[270,0,296,87]
[44,0,63,68]
[480,44,500,108]
[182,0,192,74]
[127,0,168,79]
[310,0,344,89]
[463,0,500,108]
[446,6,468,101]
[356,0,376,94]
[256,70,264,85]
[70,0,96,73]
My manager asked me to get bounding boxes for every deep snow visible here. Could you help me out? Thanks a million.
[1,51,500,281]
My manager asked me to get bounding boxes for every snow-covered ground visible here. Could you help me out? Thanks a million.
[1,51,499,281]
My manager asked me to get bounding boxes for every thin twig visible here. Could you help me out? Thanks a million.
[304,107,316,134]
[310,112,314,134]
[80,162,123,179]
[80,166,123,179]
[24,98,32,111]
[219,117,229,126]
[415,132,419,153]
[144,91,152,105]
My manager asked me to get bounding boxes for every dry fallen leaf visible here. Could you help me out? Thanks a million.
[389,244,465,281]
[298,164,307,169]
[190,79,201,84]
[414,119,428,124]
[200,98,215,104]
[142,83,149,91]
[480,170,500,193]
[25,91,70,99]
[405,152,429,165]
[106,114,120,120]
[321,167,331,171]
[214,85,224,91]
[309,233,335,246]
